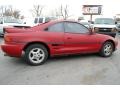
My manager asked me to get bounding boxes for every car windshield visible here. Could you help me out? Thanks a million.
[39,18,43,23]
[94,18,115,25]
[34,18,43,23]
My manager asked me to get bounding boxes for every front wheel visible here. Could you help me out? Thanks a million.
[99,42,114,57]
[24,44,48,65]
[111,35,116,38]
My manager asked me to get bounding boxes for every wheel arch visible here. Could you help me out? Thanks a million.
[103,39,115,51]
[23,41,50,56]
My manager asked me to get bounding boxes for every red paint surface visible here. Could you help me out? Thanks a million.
[1,20,118,57]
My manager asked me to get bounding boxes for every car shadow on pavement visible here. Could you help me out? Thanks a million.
[46,53,101,64]
[8,57,28,66]
[9,53,99,66]
[50,53,98,60]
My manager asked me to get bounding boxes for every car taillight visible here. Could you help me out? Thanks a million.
[4,35,12,42]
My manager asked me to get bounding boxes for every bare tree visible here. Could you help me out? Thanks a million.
[12,10,20,19]
[0,6,21,19]
[31,5,44,17]
[0,6,4,17]
[54,5,70,20]
[60,5,69,19]
[3,6,13,16]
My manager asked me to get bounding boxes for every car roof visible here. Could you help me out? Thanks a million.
[46,19,78,24]
[31,19,79,30]
[35,19,79,27]
[31,19,92,32]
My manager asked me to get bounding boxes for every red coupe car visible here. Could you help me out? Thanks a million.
[1,20,118,65]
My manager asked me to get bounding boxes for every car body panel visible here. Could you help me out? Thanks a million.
[1,20,118,57]
[64,33,102,54]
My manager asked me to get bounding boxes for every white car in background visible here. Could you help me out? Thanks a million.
[34,17,57,26]
[93,18,117,37]
[0,17,31,36]
[116,21,120,33]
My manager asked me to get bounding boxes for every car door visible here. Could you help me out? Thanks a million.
[44,22,65,55]
[64,22,100,54]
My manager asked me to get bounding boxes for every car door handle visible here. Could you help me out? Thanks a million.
[67,37,72,39]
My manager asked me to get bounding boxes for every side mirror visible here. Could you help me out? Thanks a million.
[89,28,94,35]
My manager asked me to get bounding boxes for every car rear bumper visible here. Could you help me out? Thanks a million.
[1,43,24,57]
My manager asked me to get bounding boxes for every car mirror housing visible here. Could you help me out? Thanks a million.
[89,28,94,35]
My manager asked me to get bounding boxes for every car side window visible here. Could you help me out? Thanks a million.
[45,17,51,23]
[39,18,43,23]
[34,18,38,24]
[64,22,89,34]
[47,23,64,32]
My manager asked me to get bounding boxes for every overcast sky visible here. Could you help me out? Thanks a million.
[0,0,120,20]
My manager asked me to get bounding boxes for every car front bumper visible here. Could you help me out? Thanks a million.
[97,32,117,37]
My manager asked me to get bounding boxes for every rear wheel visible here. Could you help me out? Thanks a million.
[24,44,48,65]
[99,42,114,57]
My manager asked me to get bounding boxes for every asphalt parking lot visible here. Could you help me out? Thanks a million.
[0,35,120,85]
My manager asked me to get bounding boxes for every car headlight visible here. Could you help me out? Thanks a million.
[94,27,99,32]
[111,28,117,32]
[4,35,12,42]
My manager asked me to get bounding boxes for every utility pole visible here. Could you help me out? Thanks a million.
[90,14,93,22]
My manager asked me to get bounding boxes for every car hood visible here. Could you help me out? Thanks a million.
[93,33,117,44]
[93,24,116,28]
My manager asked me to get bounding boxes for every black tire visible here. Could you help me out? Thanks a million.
[111,35,116,38]
[24,44,48,66]
[99,41,114,57]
